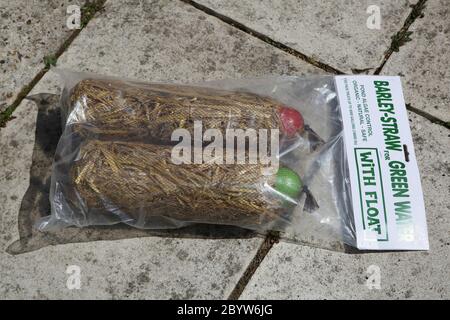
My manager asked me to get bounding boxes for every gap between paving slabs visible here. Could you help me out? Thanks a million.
[375,0,449,129]
[185,0,448,298]
[374,0,428,75]
[183,0,449,131]
[1,0,447,299]
[0,0,106,130]
[181,0,343,75]
[371,0,448,129]
[1,1,445,132]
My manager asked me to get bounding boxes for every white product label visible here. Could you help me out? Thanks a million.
[335,76,429,250]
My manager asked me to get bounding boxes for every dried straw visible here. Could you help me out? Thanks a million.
[62,78,320,226]
[68,79,281,142]
[72,140,285,225]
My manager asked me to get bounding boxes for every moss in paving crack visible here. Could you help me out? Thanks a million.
[81,0,105,28]
[0,106,16,128]
[0,0,106,130]
[0,81,36,127]
[375,0,427,76]
[43,55,57,69]
[385,0,427,55]
[409,1,427,20]
[390,31,413,52]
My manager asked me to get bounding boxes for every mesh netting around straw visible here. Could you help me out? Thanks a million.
[72,140,284,225]
[68,79,281,142]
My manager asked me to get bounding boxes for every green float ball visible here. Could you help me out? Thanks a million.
[275,167,303,199]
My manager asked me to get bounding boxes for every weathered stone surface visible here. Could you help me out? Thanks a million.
[242,112,450,299]
[0,0,87,111]
[195,0,417,73]
[383,0,450,121]
[0,0,322,299]
[0,101,36,250]
[3,0,447,300]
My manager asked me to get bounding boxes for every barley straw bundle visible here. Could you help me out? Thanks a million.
[68,79,281,142]
[58,77,320,229]
[72,140,287,226]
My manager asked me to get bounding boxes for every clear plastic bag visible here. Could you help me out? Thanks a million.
[37,69,356,249]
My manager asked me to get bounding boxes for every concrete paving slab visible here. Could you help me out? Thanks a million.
[241,112,450,299]
[194,0,417,73]
[0,100,36,250]
[0,0,323,299]
[0,0,88,111]
[383,0,450,121]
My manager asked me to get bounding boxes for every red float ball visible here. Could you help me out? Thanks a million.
[279,106,304,136]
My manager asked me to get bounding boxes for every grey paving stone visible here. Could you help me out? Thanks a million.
[241,112,450,299]
[382,0,450,121]
[0,100,36,250]
[195,0,417,73]
[0,0,88,111]
[0,0,323,299]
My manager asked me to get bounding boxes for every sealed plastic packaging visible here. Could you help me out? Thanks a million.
[38,70,357,249]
